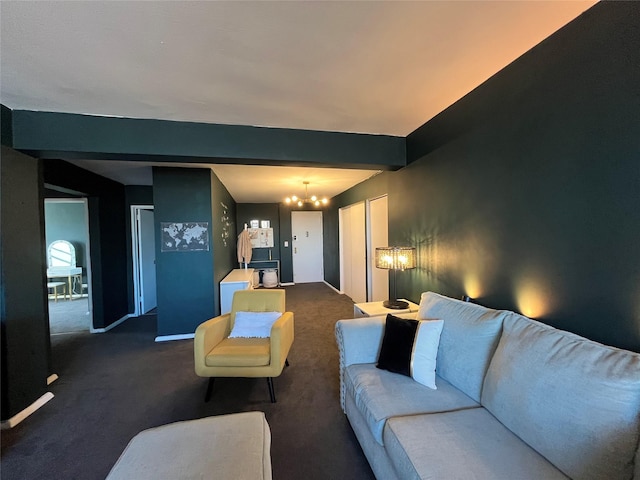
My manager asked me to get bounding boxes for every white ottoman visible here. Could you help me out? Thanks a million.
[106,411,272,480]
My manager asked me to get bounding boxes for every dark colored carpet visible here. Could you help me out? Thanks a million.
[1,283,375,480]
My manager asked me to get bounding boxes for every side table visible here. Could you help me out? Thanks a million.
[353,299,420,318]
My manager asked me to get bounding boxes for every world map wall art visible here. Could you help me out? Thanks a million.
[161,222,210,252]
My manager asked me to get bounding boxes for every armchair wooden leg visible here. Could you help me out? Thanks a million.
[267,378,276,403]
[204,378,215,402]
[285,359,290,367]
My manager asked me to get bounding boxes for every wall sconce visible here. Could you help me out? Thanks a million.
[375,246,416,309]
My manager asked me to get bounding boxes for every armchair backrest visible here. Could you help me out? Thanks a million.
[230,289,286,328]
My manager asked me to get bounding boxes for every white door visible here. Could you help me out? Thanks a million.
[367,195,389,301]
[133,207,157,314]
[340,202,366,303]
[292,211,324,283]
[139,209,157,313]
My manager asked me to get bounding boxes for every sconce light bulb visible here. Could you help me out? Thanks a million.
[291,195,298,202]
[297,200,303,207]
[285,197,291,204]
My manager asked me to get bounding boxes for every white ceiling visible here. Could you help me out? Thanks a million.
[1,0,597,202]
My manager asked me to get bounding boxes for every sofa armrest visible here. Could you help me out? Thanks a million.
[194,314,230,376]
[269,312,294,372]
[335,312,417,411]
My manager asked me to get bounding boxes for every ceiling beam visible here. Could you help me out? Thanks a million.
[9,109,406,170]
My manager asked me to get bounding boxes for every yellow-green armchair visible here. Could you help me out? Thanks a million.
[194,289,294,403]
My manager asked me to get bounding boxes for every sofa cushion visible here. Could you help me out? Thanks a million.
[344,363,479,445]
[418,292,507,402]
[229,311,282,338]
[411,319,444,389]
[376,314,444,389]
[482,312,640,480]
[205,337,270,367]
[384,408,568,480]
[377,314,419,376]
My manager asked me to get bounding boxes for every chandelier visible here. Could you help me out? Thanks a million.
[285,181,328,207]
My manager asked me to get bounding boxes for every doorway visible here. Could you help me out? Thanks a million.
[339,202,366,303]
[339,196,389,304]
[131,206,157,315]
[291,211,324,283]
[44,198,93,334]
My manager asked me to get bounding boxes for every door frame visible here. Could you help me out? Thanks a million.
[340,195,389,302]
[131,205,155,317]
[291,210,324,283]
[339,201,367,302]
[44,197,94,332]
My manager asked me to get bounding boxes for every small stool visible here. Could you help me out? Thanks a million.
[47,282,66,302]
[106,411,272,480]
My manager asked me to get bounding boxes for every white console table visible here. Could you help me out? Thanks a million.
[220,268,254,314]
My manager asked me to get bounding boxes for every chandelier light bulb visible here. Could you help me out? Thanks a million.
[285,181,329,207]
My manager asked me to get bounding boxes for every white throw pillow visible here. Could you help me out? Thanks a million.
[410,319,444,389]
[229,311,282,338]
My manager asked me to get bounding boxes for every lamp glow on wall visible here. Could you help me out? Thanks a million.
[375,246,416,309]
[284,181,328,207]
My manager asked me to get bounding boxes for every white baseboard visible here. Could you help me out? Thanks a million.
[323,281,343,294]
[279,282,295,286]
[1,392,54,430]
[91,314,131,333]
[155,333,195,342]
[47,374,59,385]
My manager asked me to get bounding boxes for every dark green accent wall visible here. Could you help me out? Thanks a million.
[42,160,129,329]
[11,110,405,169]
[1,146,49,420]
[278,204,293,283]
[398,2,640,351]
[1,105,13,147]
[211,171,237,317]
[236,204,281,261]
[153,168,234,335]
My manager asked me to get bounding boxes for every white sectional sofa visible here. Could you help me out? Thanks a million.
[335,292,640,480]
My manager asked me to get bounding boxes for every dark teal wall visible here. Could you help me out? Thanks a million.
[153,168,215,336]
[44,201,88,274]
[1,105,13,147]
[1,146,49,420]
[211,171,237,316]
[278,204,293,283]
[397,2,640,351]
[42,160,129,329]
[236,204,280,261]
[235,204,281,284]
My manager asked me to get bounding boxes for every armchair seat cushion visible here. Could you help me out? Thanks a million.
[205,338,271,367]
